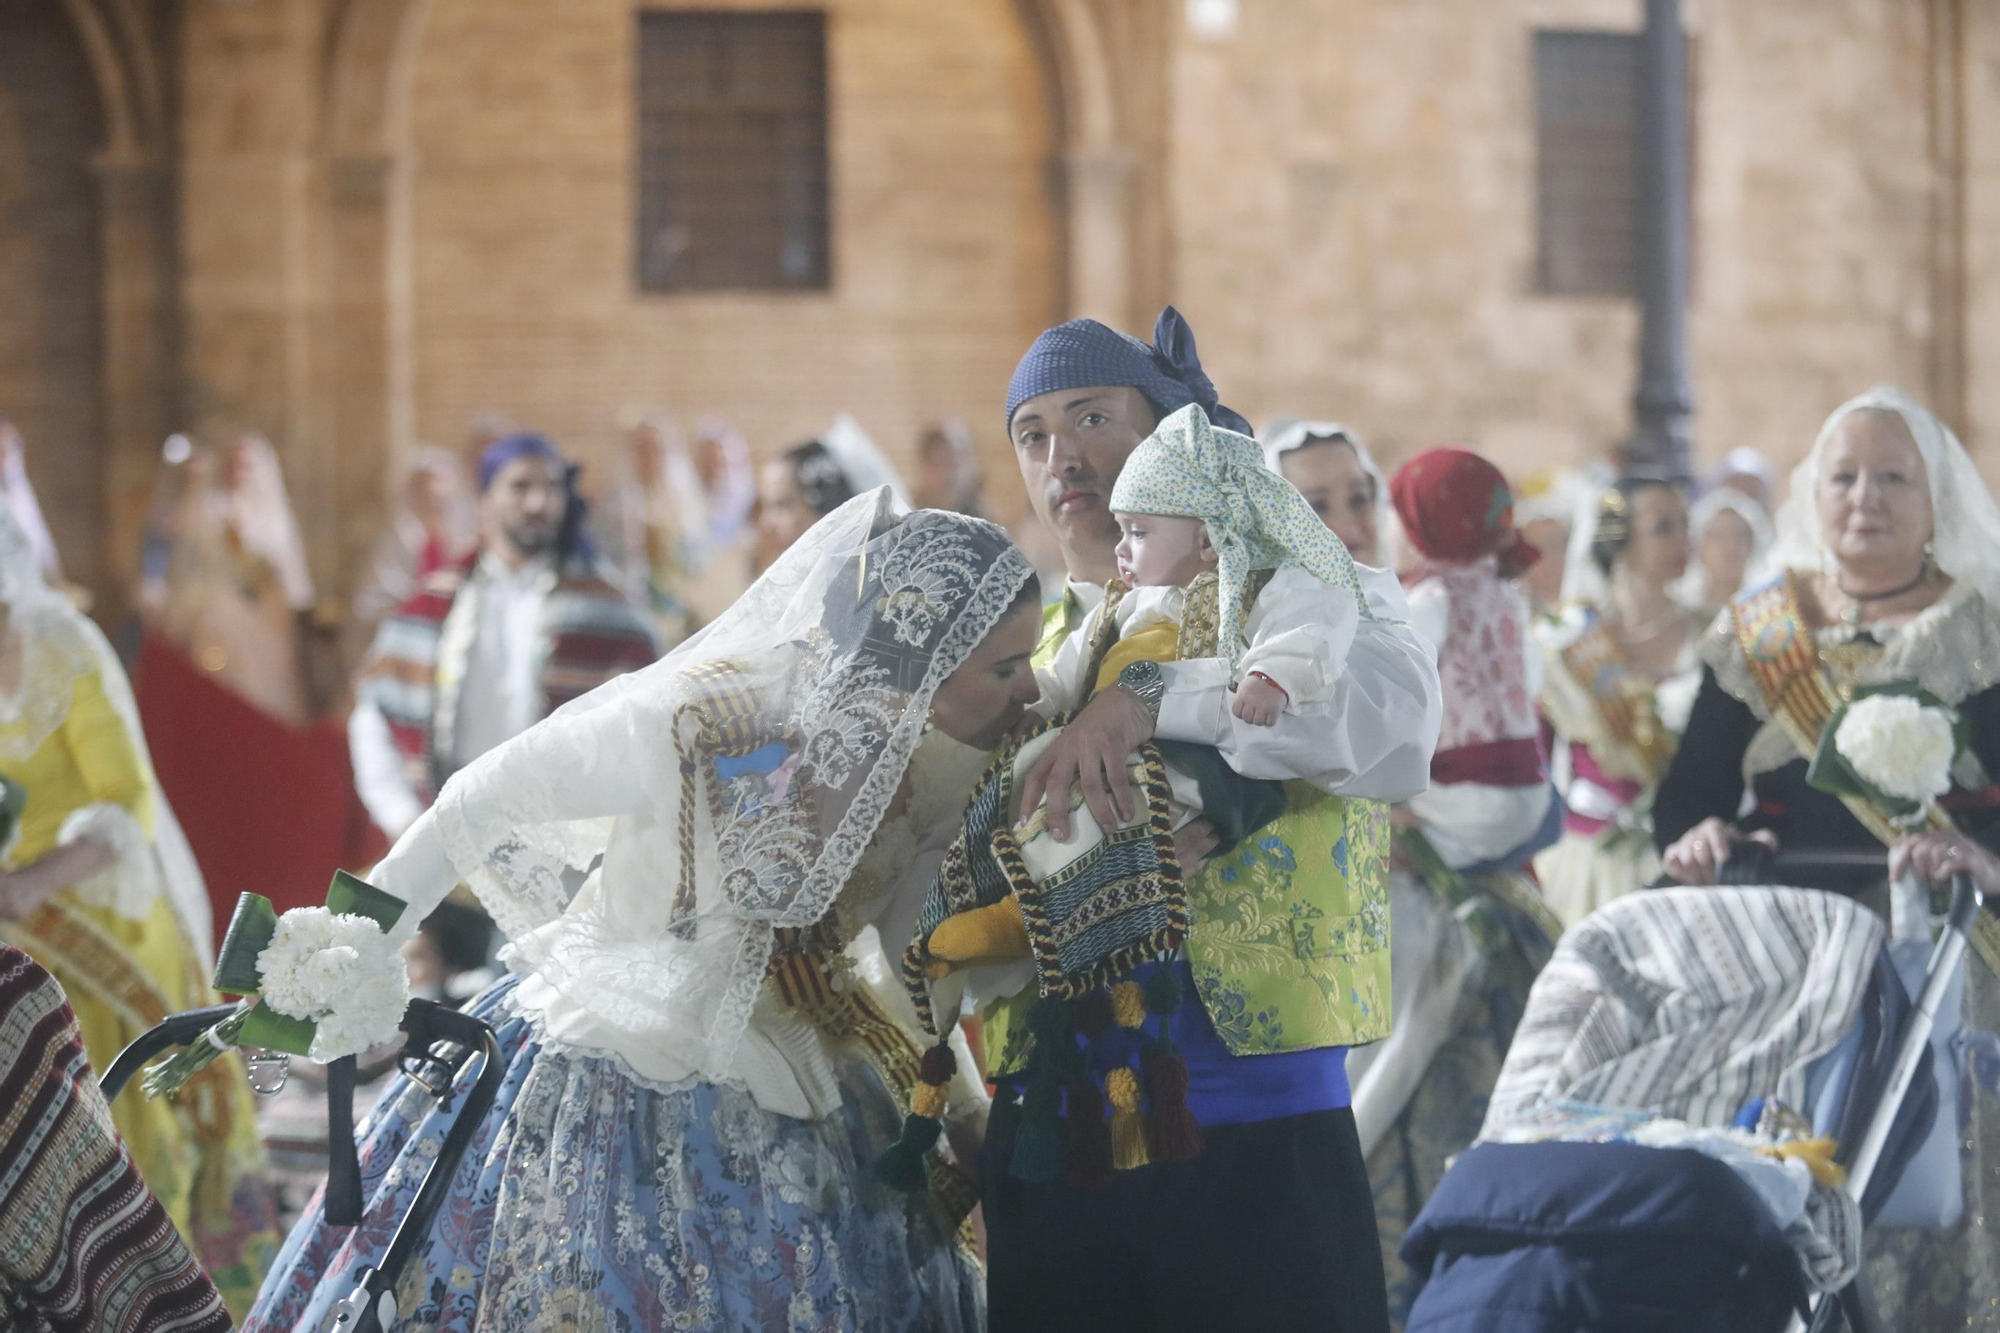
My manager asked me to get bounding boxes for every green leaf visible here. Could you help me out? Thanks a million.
[212,894,279,996]
[326,869,405,932]
[238,999,318,1056]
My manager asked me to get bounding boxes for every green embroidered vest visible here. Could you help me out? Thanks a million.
[983,588,1392,1073]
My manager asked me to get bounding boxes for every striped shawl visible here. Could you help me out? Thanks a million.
[0,947,230,1333]
[359,555,659,806]
[1482,886,1885,1135]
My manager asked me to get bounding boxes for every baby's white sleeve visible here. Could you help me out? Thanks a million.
[1234,568,1362,708]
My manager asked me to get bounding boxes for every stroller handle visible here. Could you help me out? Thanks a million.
[95,997,506,1333]
[97,1003,243,1100]
[1843,871,1982,1201]
[325,998,507,1333]
[1652,845,1908,890]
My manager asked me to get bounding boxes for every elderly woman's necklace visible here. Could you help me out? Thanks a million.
[1835,567,1932,626]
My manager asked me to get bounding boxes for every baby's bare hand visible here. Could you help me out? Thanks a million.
[1231,676,1287,727]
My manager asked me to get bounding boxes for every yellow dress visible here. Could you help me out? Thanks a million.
[0,668,279,1315]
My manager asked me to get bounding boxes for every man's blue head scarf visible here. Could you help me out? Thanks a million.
[477,432,564,492]
[1004,305,1253,437]
[477,432,595,563]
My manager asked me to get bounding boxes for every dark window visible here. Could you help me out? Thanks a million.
[1533,29,1641,297]
[636,11,830,293]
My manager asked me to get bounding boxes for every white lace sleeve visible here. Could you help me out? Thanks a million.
[373,673,666,945]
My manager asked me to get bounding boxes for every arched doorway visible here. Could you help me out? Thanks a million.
[0,0,107,587]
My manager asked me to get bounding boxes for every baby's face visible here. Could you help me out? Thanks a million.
[1113,512,1214,587]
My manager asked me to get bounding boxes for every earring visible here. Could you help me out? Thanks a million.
[923,706,937,736]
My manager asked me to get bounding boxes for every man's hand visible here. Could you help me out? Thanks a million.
[1231,675,1287,727]
[1017,685,1156,842]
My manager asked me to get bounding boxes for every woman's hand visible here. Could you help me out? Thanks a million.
[0,864,60,922]
[1661,817,1777,886]
[1172,818,1220,879]
[1891,829,2000,898]
[0,839,116,921]
[943,1102,988,1183]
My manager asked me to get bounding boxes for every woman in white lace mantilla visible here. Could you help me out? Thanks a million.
[1654,387,2000,1328]
[246,495,1042,1333]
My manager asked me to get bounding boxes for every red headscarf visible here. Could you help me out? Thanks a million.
[1390,446,1540,578]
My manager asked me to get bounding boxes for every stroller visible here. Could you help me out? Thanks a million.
[99,996,504,1333]
[1396,855,1987,1333]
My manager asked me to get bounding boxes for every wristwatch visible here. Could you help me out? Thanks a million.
[1115,659,1166,726]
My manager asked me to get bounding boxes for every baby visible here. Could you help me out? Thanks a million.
[920,403,1372,973]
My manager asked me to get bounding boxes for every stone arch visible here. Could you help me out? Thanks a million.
[324,0,433,156]
[1013,0,1165,332]
[307,0,435,595]
[41,0,174,616]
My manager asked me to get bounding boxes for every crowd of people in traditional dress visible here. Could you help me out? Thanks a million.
[1,305,1997,1333]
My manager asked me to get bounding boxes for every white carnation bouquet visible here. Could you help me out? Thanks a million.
[143,871,412,1099]
[1807,683,1966,832]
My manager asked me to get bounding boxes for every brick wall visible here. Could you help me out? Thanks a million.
[1158,0,1961,487]
[0,0,105,588]
[9,0,2000,604]
[405,0,1060,515]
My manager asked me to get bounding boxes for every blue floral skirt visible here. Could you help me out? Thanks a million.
[242,974,982,1332]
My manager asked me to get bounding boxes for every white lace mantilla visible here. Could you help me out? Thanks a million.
[368,498,1031,1119]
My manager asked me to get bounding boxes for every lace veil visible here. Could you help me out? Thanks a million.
[1763,386,2000,609]
[0,508,216,967]
[425,491,1034,1086]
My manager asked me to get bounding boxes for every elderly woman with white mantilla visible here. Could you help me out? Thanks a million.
[1656,386,2000,1326]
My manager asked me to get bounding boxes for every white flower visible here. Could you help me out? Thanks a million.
[257,905,411,1060]
[1836,694,1957,805]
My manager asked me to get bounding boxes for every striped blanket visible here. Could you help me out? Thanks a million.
[1484,887,1886,1135]
[0,947,230,1333]
[358,555,659,806]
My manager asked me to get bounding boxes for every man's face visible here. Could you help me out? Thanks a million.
[482,455,565,559]
[1008,385,1154,581]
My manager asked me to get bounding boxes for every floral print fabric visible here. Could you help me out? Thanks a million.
[243,975,981,1333]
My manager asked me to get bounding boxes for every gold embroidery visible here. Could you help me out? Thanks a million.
[1558,621,1676,785]
[1730,575,2000,975]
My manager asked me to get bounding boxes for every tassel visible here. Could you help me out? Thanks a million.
[873,1038,957,1194]
[1111,981,1147,1030]
[1065,1078,1113,1188]
[1143,965,1185,1017]
[873,1113,942,1192]
[1074,989,1116,1039]
[911,1081,950,1120]
[1026,997,1084,1082]
[1009,1082,1065,1184]
[1106,1066,1150,1170]
[919,1042,958,1087]
[1145,1052,1203,1162]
